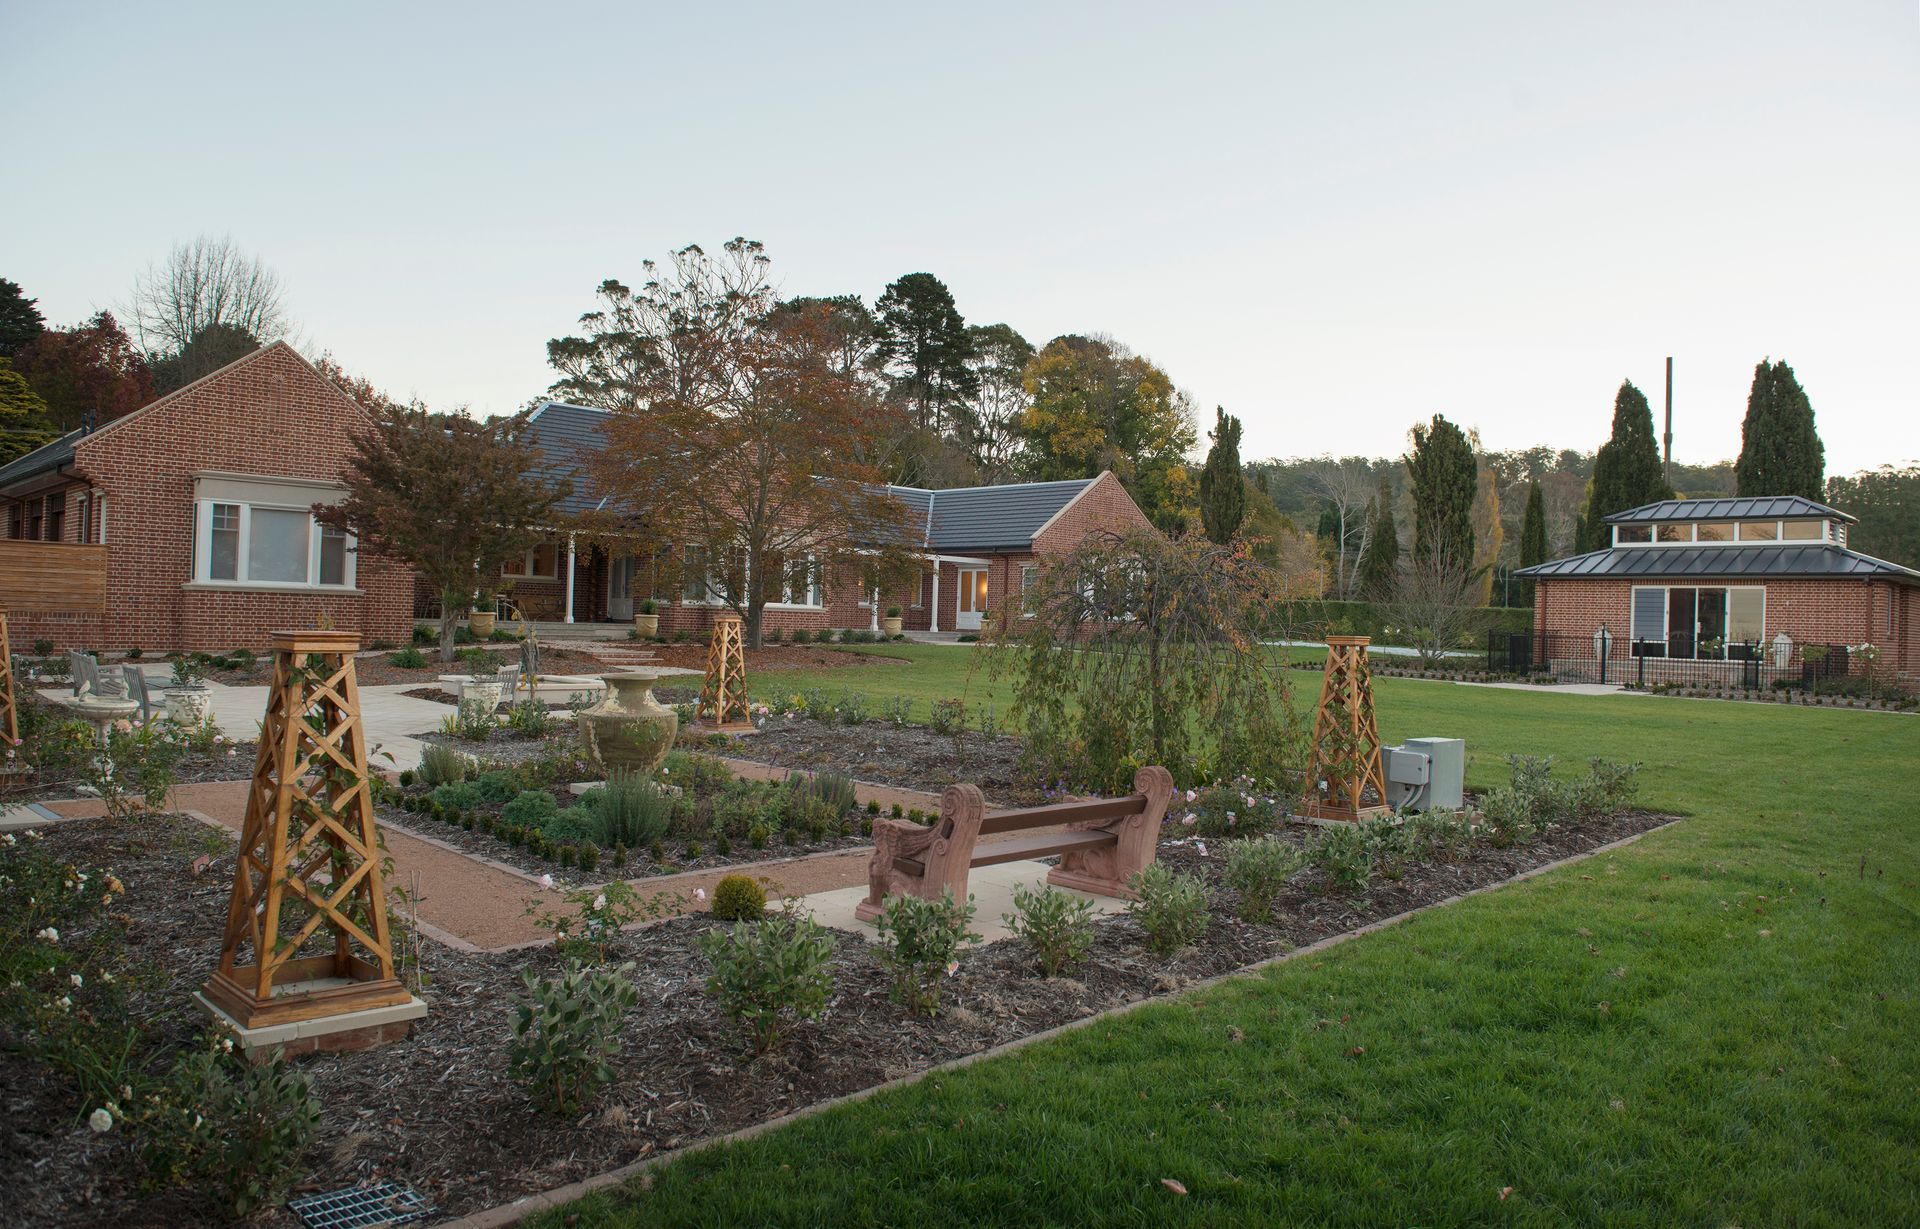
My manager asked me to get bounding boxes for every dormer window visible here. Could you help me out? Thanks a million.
[1695,522,1734,542]
[1656,524,1691,543]
[1615,524,1652,544]
[1739,521,1778,541]
[1781,520,1821,541]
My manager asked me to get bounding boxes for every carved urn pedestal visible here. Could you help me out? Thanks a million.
[578,670,678,775]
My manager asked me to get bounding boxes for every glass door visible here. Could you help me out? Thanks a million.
[1666,587,1696,660]
[1695,588,1727,659]
[956,568,988,630]
[608,555,633,621]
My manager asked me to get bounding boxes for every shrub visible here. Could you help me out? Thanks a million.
[144,1039,322,1218]
[432,780,482,811]
[881,695,913,727]
[596,768,675,848]
[1361,817,1416,881]
[1185,786,1281,837]
[1126,864,1209,954]
[928,697,965,735]
[503,788,560,829]
[1579,758,1640,813]
[1311,822,1375,892]
[388,646,430,669]
[698,913,836,1053]
[873,888,980,1015]
[508,960,639,1112]
[1221,837,1304,921]
[711,873,768,920]
[788,627,810,645]
[659,750,732,792]
[418,742,469,787]
[473,769,519,803]
[545,806,596,843]
[1003,883,1096,976]
[1407,807,1473,861]
[833,690,869,725]
[506,698,559,737]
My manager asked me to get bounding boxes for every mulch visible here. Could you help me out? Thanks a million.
[716,712,1033,804]
[5,803,1675,1227]
[634,643,914,673]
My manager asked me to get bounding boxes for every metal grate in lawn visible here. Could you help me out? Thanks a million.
[288,1181,436,1228]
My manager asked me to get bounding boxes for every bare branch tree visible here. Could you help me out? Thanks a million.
[126,235,291,356]
[1388,544,1484,669]
[1309,456,1377,598]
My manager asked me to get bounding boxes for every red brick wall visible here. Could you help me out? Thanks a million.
[1032,471,1156,555]
[1533,574,1913,675]
[18,344,415,653]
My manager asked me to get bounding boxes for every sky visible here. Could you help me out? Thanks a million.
[2,2,1915,475]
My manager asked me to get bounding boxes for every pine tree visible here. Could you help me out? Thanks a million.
[1406,414,1476,568]
[0,278,45,358]
[1735,359,1824,500]
[872,273,978,435]
[1355,472,1400,598]
[1518,479,1547,605]
[1198,406,1246,544]
[1582,381,1672,550]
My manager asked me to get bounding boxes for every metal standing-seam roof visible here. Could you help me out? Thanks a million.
[1602,496,1852,524]
[1515,543,1919,583]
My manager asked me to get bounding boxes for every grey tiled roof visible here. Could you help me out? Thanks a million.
[520,400,1096,552]
[1516,544,1918,582]
[522,402,613,517]
[0,429,84,491]
[908,478,1093,552]
[1603,496,1850,524]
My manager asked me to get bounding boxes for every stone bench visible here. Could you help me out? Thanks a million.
[855,765,1173,922]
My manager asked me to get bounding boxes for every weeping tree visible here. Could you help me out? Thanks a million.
[983,529,1302,792]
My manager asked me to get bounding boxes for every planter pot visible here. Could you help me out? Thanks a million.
[469,610,497,637]
[459,678,504,711]
[881,617,903,637]
[634,613,659,638]
[166,685,214,726]
[577,670,678,776]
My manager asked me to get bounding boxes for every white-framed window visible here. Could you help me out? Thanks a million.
[193,498,357,589]
[502,543,560,579]
[767,555,824,609]
[680,544,719,605]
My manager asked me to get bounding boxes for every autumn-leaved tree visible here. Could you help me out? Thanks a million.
[322,403,567,662]
[11,311,155,432]
[559,241,917,648]
[1019,334,1197,531]
[986,529,1301,792]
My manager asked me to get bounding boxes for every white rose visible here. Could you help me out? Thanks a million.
[88,1109,113,1133]
[593,894,607,911]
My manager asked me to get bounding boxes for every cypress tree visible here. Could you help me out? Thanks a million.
[1198,406,1246,544]
[1583,381,1672,550]
[1355,472,1400,598]
[1406,414,1476,568]
[1518,479,1547,605]
[1735,359,1824,500]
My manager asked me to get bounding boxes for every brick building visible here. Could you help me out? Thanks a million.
[1515,496,1919,685]
[0,343,415,653]
[485,400,1158,636]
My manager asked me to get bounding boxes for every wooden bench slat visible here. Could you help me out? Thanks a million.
[977,794,1146,836]
[894,829,1116,877]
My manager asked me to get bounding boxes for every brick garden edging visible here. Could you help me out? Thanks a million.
[443,817,1683,1228]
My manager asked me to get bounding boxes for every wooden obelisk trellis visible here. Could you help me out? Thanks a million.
[203,631,412,1029]
[1302,635,1390,822]
[697,613,752,731]
[0,611,17,749]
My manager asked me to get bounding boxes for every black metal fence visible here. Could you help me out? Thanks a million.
[1487,630,1896,694]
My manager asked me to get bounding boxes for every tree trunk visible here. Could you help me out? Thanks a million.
[438,590,459,663]
[745,599,765,651]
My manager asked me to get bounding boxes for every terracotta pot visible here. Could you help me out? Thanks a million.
[634,613,659,638]
[469,610,496,637]
[165,685,213,726]
[578,670,678,775]
[881,617,903,637]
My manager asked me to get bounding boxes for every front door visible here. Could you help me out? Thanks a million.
[1666,587,1696,659]
[956,568,988,630]
[608,555,634,621]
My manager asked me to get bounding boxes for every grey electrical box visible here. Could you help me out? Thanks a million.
[1382,736,1465,811]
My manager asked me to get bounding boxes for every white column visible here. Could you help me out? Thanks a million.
[929,562,940,634]
[870,585,879,632]
[564,534,577,624]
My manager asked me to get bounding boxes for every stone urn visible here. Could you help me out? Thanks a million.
[165,683,214,726]
[470,608,497,637]
[634,612,659,638]
[578,670,678,775]
[460,677,504,711]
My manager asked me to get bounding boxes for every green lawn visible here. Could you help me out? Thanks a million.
[551,649,1919,1227]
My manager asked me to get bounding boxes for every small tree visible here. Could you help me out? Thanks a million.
[1390,545,1483,668]
[321,405,567,661]
[986,529,1301,791]
[1198,406,1246,545]
[1406,415,1477,571]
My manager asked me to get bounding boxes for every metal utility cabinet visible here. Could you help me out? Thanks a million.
[1382,737,1465,811]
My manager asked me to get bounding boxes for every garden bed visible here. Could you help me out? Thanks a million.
[718,711,1033,804]
[5,782,1674,1227]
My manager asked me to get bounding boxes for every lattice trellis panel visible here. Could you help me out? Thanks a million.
[203,630,411,1028]
[0,611,17,748]
[1303,635,1390,822]
[696,613,752,730]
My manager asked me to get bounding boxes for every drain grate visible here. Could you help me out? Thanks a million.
[288,1181,436,1228]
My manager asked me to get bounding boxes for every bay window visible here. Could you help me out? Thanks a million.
[191,474,356,589]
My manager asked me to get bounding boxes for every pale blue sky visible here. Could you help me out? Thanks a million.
[3,2,1914,474]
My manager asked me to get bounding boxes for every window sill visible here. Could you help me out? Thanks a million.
[500,574,560,582]
[764,602,825,611]
[183,582,364,595]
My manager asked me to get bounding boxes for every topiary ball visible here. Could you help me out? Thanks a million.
[710,873,766,921]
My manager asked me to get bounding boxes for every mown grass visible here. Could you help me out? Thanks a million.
[547,650,1919,1227]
